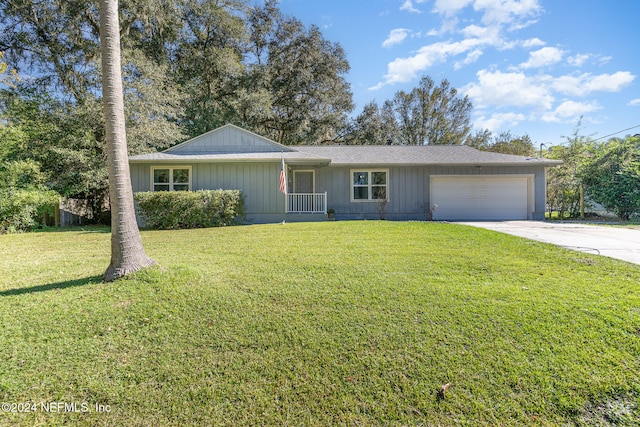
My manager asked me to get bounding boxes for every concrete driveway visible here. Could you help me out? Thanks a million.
[458,221,640,266]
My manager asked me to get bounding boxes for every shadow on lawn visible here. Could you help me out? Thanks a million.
[0,275,103,296]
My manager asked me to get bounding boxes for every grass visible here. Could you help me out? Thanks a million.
[0,221,639,426]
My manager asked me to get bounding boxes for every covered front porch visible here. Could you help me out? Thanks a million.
[286,192,327,214]
[284,167,328,214]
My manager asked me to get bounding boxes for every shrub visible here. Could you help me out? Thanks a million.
[134,190,245,230]
[0,188,60,233]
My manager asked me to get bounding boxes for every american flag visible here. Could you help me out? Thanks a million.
[279,156,287,194]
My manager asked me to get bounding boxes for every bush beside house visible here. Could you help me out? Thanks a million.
[0,160,60,233]
[0,188,60,233]
[134,190,245,230]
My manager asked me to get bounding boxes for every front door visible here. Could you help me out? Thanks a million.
[294,171,314,193]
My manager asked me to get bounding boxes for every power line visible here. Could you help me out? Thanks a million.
[593,124,640,141]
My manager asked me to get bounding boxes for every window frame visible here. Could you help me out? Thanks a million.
[150,166,192,192]
[350,168,389,202]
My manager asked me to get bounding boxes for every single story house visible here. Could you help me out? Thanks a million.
[129,124,561,223]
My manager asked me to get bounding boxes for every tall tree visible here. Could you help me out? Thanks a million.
[465,128,493,150]
[488,131,535,156]
[0,0,185,220]
[392,76,472,145]
[348,100,401,145]
[545,120,593,218]
[175,0,247,136]
[580,136,640,220]
[0,90,109,219]
[244,2,353,145]
[99,0,155,281]
[351,101,385,145]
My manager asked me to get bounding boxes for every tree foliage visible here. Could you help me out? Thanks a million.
[580,136,640,220]
[0,152,60,233]
[466,130,535,156]
[0,0,354,221]
[242,0,353,145]
[545,124,592,219]
[348,76,472,145]
[392,76,472,145]
[347,100,399,145]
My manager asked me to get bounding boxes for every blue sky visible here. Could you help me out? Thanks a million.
[277,0,640,146]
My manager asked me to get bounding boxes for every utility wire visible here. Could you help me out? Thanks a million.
[593,124,640,141]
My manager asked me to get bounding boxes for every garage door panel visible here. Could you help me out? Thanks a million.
[431,176,529,220]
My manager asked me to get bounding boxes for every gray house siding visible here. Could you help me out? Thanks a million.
[129,125,559,224]
[193,162,285,220]
[130,161,291,223]
[312,166,429,221]
[131,160,549,223]
[167,125,292,154]
[309,165,547,221]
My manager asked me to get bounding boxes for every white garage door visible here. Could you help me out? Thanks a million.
[431,175,530,220]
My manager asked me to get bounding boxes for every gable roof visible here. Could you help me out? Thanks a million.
[130,124,331,164]
[165,123,293,154]
[129,124,561,167]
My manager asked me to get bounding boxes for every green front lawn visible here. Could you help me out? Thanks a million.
[0,222,638,426]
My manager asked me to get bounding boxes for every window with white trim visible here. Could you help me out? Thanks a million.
[151,167,191,191]
[351,169,388,201]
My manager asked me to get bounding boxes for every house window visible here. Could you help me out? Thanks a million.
[351,169,388,202]
[151,167,191,191]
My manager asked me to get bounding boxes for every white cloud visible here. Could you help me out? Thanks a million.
[567,53,591,67]
[521,37,545,48]
[382,28,411,48]
[400,0,427,13]
[433,0,541,27]
[463,69,554,110]
[371,38,484,89]
[541,100,601,123]
[373,0,545,90]
[427,17,460,36]
[629,98,640,106]
[460,24,501,43]
[587,71,635,92]
[598,56,612,65]
[433,0,473,16]
[473,0,542,27]
[554,100,599,117]
[454,49,484,69]
[552,71,636,96]
[520,46,565,69]
[474,112,525,132]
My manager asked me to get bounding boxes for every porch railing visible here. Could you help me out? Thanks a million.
[286,192,327,214]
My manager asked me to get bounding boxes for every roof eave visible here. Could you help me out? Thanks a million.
[129,157,331,165]
[326,160,563,167]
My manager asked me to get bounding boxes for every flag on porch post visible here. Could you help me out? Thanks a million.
[279,156,287,195]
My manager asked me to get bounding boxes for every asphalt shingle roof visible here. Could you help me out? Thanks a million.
[294,145,560,166]
[128,151,330,164]
[130,142,560,167]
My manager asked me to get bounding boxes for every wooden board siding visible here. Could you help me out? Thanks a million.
[130,160,549,223]
[192,162,285,215]
[319,166,431,220]
[130,161,287,217]
[130,163,151,192]
[317,165,548,221]
[166,124,290,155]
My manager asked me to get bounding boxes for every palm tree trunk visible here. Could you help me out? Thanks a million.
[99,0,156,281]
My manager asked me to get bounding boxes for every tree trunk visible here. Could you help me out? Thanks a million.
[99,0,156,281]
